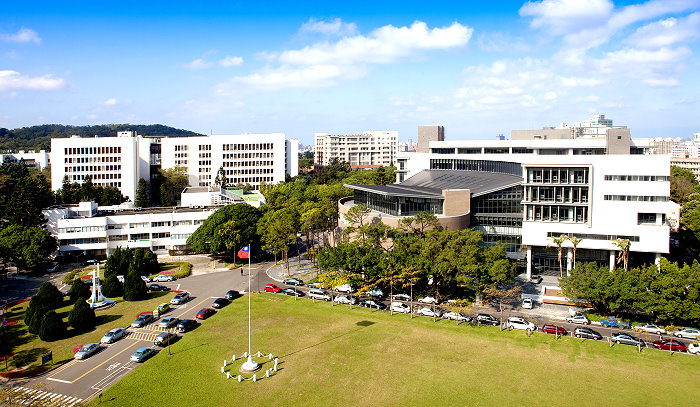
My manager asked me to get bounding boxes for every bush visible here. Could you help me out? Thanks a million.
[69,277,91,303]
[35,282,64,310]
[101,272,123,298]
[24,301,49,334]
[123,268,147,301]
[68,299,96,330]
[38,311,66,341]
[62,267,85,284]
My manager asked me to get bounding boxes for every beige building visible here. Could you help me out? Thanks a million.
[670,157,700,181]
[314,131,398,168]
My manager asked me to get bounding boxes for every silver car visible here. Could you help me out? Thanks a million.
[74,343,100,360]
[101,327,126,344]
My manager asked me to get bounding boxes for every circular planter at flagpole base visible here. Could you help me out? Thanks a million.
[240,357,261,373]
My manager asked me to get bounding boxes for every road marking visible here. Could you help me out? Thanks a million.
[48,359,76,376]
[92,360,135,390]
[176,296,212,318]
[12,386,83,407]
[176,283,181,290]
[69,341,141,384]
[46,377,72,383]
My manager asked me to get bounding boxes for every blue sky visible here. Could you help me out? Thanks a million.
[1,0,700,144]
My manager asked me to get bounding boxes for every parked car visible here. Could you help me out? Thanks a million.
[574,327,602,340]
[153,303,170,317]
[148,284,169,292]
[225,290,241,300]
[601,316,631,329]
[130,347,156,362]
[633,324,666,335]
[212,298,229,309]
[417,307,442,318]
[154,332,178,346]
[307,282,324,289]
[612,333,646,347]
[170,292,190,305]
[283,278,303,286]
[359,299,386,310]
[367,289,384,299]
[153,274,175,282]
[521,298,533,309]
[506,317,536,331]
[688,343,700,355]
[196,308,215,319]
[528,275,543,284]
[264,284,281,293]
[391,293,411,302]
[74,343,100,360]
[282,287,304,297]
[673,327,700,340]
[476,313,499,326]
[176,319,198,333]
[131,313,154,328]
[444,311,471,322]
[418,296,438,304]
[334,294,356,305]
[390,302,410,313]
[159,317,179,328]
[117,275,125,283]
[101,327,126,344]
[542,324,567,335]
[566,315,590,325]
[334,284,354,293]
[140,275,151,283]
[308,289,331,301]
[652,339,687,352]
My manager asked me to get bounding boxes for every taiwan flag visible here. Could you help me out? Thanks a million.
[237,245,250,259]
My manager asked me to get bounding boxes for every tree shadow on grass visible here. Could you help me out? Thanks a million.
[147,292,170,300]
[279,320,376,359]
[94,314,123,326]
[11,346,49,369]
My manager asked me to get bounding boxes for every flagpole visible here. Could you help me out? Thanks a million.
[241,244,259,372]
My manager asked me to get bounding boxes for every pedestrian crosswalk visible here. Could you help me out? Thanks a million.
[125,330,158,342]
[12,386,83,406]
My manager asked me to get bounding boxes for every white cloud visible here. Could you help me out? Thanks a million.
[183,58,212,69]
[0,70,64,91]
[300,18,357,36]
[643,77,680,86]
[626,12,700,48]
[0,28,41,44]
[219,56,243,67]
[476,32,531,53]
[519,0,613,35]
[559,76,605,87]
[102,98,118,106]
[217,65,366,93]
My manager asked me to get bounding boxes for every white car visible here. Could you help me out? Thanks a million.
[418,296,437,304]
[566,315,590,325]
[416,307,442,318]
[521,298,533,309]
[170,292,190,305]
[390,302,410,313]
[308,289,331,301]
[100,328,126,344]
[153,275,174,282]
[506,317,536,331]
[688,343,700,355]
[141,275,152,283]
[633,324,666,335]
[673,327,700,339]
[391,293,411,302]
[334,284,354,293]
[444,311,471,322]
[307,282,324,289]
[333,294,356,305]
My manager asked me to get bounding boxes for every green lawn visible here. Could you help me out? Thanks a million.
[92,294,699,407]
[2,291,175,372]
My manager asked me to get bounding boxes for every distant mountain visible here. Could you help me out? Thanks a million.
[0,124,205,151]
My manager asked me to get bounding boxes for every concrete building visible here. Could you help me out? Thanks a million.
[314,131,398,168]
[0,150,50,170]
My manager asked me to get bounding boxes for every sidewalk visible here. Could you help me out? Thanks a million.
[266,253,318,283]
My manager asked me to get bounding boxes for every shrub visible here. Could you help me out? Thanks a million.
[101,272,123,298]
[38,311,66,341]
[68,299,96,330]
[62,267,85,284]
[123,268,147,301]
[35,282,64,310]
[69,277,91,303]
[24,301,49,334]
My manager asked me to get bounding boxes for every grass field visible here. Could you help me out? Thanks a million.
[2,291,175,371]
[91,294,700,407]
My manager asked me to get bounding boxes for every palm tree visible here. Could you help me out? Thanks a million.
[548,234,567,277]
[567,236,582,271]
[613,238,631,271]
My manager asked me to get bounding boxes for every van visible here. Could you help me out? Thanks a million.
[308,289,331,301]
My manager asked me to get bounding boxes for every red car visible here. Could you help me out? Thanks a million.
[542,324,567,335]
[264,284,281,293]
[196,308,215,320]
[652,339,687,352]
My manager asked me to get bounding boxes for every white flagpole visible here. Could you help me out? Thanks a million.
[241,244,259,372]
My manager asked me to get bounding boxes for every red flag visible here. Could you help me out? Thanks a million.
[237,246,250,259]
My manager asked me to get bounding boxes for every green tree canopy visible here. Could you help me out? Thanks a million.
[187,203,261,255]
[68,299,96,330]
[38,310,66,341]
[135,178,149,207]
[0,225,57,272]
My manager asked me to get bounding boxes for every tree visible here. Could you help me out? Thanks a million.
[560,262,615,314]
[547,234,567,277]
[214,165,228,189]
[68,299,96,330]
[101,272,124,298]
[123,267,147,301]
[35,281,64,310]
[483,284,523,329]
[397,212,442,235]
[135,178,149,207]
[614,238,631,272]
[159,166,189,206]
[671,165,699,205]
[38,310,66,341]
[24,301,49,335]
[187,203,261,255]
[0,162,53,226]
[69,277,91,303]
[568,236,582,270]
[0,225,57,272]
[159,183,171,206]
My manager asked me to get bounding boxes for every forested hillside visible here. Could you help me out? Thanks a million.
[0,124,204,151]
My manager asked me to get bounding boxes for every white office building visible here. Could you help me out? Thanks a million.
[0,150,50,170]
[314,131,398,168]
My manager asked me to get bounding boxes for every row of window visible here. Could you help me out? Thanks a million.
[64,156,122,164]
[59,237,106,245]
[637,213,666,225]
[604,175,671,182]
[107,220,203,230]
[68,175,121,186]
[64,147,121,155]
[198,145,211,151]
[223,153,275,160]
[222,143,274,151]
[174,145,189,151]
[223,168,273,175]
[65,165,122,174]
[59,226,106,233]
[546,232,640,242]
[604,195,670,202]
[527,168,589,184]
[525,205,589,223]
[430,159,522,176]
[523,186,589,204]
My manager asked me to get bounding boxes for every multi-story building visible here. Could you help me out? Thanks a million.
[342,124,670,278]
[0,150,50,170]
[50,131,298,201]
[314,131,398,168]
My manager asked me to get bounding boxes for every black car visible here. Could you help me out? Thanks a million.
[212,298,229,309]
[154,332,178,347]
[176,319,198,333]
[148,284,169,292]
[225,290,241,300]
[574,327,602,340]
[359,300,386,310]
[282,287,305,297]
[476,314,499,326]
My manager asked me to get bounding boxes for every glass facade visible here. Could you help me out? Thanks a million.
[354,189,443,216]
[524,166,591,224]
[430,159,522,176]
[471,186,523,253]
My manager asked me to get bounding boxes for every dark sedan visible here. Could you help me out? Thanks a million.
[131,313,154,328]
[282,288,305,297]
[359,300,386,310]
[574,327,602,340]
[148,284,170,292]
[476,313,499,326]
[212,298,229,309]
[176,319,198,333]
[225,290,241,300]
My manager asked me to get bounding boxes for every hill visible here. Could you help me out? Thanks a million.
[0,124,204,151]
